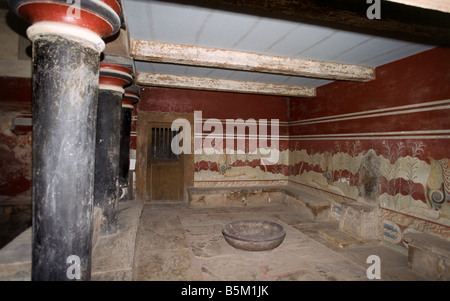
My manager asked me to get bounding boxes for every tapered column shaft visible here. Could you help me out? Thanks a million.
[119,106,133,188]
[94,61,133,234]
[118,86,140,195]
[31,34,99,281]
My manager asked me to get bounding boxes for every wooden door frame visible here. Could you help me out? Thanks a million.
[135,111,194,203]
[147,121,184,201]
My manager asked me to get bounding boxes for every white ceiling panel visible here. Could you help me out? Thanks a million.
[298,30,375,61]
[145,1,210,45]
[262,24,335,58]
[124,0,436,88]
[194,11,262,49]
[230,18,301,53]
[358,42,435,66]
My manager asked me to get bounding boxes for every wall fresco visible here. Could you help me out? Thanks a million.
[0,111,32,197]
[194,144,290,187]
[287,137,450,245]
[287,46,450,248]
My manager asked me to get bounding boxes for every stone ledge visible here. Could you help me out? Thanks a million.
[0,199,143,281]
[403,232,450,280]
[0,227,31,281]
[91,199,144,281]
[187,186,285,207]
[187,185,332,221]
[318,227,361,248]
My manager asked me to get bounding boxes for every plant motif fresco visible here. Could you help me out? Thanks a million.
[194,144,290,187]
[288,138,450,247]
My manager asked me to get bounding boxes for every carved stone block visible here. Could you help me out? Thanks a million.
[339,202,379,241]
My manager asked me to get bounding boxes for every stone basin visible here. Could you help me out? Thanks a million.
[222,220,286,251]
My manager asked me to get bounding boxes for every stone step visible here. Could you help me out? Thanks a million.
[283,186,331,221]
[0,227,31,281]
[188,185,332,221]
[318,228,360,248]
[188,186,286,207]
[403,232,450,281]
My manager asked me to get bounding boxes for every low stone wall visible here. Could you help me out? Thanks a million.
[188,186,284,207]
[188,185,333,221]
[403,232,450,280]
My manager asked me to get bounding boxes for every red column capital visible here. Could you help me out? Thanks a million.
[122,85,140,109]
[8,0,122,52]
[99,62,134,94]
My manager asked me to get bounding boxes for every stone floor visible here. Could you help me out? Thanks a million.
[0,200,432,281]
[132,203,430,281]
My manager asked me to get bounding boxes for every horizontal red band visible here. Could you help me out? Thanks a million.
[99,75,130,88]
[122,98,136,106]
[18,2,113,37]
[124,90,139,98]
[100,62,133,76]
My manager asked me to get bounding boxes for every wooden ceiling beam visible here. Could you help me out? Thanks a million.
[131,39,375,82]
[136,72,317,97]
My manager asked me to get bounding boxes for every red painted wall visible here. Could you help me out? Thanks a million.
[138,87,289,121]
[0,77,32,199]
[290,47,450,122]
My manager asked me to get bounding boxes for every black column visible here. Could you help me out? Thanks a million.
[94,89,122,235]
[8,0,121,280]
[119,86,140,199]
[32,34,99,281]
[119,107,132,189]
[94,61,133,235]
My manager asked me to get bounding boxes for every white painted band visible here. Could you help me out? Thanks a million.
[27,21,105,52]
[122,103,135,109]
[289,135,450,140]
[99,84,125,94]
[291,99,450,126]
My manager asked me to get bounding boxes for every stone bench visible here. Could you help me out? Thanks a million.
[403,232,450,280]
[187,186,285,207]
[187,185,332,221]
[282,186,331,221]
